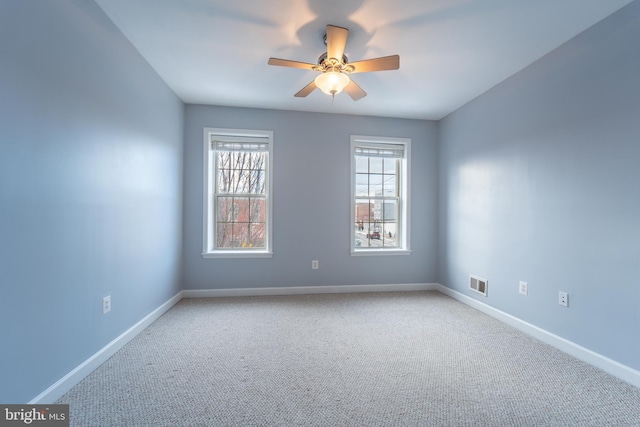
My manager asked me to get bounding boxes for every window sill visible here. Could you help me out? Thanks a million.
[351,249,411,256]
[202,251,273,259]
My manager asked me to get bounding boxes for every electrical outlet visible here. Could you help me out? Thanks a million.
[519,281,528,296]
[102,295,111,314]
[559,291,568,307]
[311,260,319,270]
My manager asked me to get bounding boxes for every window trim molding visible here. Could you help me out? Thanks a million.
[350,135,411,256]
[202,127,274,258]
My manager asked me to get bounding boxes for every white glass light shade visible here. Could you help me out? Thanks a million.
[315,71,350,95]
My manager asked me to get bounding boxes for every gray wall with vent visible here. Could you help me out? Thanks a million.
[438,1,640,371]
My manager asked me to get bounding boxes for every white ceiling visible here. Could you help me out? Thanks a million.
[94,0,633,120]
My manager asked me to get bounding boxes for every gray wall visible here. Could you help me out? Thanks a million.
[0,1,184,402]
[183,105,439,289]
[438,2,640,371]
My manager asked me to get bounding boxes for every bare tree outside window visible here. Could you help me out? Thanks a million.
[203,128,273,258]
[216,151,267,249]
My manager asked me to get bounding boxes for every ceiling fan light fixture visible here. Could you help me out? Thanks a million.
[315,71,350,96]
[268,25,397,101]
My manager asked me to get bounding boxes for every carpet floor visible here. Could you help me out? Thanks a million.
[57,291,640,426]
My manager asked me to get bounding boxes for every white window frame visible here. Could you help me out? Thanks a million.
[350,135,411,256]
[203,127,273,258]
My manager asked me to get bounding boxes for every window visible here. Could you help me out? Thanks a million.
[203,128,273,258]
[351,135,410,255]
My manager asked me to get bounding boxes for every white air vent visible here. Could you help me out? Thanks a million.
[469,275,488,296]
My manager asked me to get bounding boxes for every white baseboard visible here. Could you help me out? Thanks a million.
[31,283,640,403]
[29,291,183,404]
[182,283,438,298]
[435,284,640,389]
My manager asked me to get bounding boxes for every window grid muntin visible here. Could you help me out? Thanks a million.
[203,128,273,257]
[354,156,401,248]
[213,148,268,250]
[352,136,409,253]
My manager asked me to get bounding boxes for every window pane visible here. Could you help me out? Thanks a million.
[217,222,233,248]
[249,168,265,194]
[383,158,397,174]
[355,156,368,173]
[355,202,372,225]
[355,173,368,197]
[250,223,266,248]
[381,223,398,248]
[233,197,250,223]
[369,157,382,173]
[383,175,397,197]
[248,152,266,194]
[217,151,231,169]
[231,152,245,171]
[250,198,265,222]
[234,223,249,248]
[216,197,235,222]
[237,169,252,193]
[355,199,383,248]
[369,174,383,196]
[354,220,380,248]
[381,199,398,222]
[217,167,234,193]
[365,222,383,247]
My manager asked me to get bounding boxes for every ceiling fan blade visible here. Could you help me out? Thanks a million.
[348,55,400,73]
[294,80,317,97]
[326,25,349,60]
[268,58,316,70]
[344,79,366,101]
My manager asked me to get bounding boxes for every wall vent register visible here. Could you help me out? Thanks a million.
[469,275,488,296]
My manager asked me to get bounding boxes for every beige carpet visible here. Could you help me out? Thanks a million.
[57,291,640,426]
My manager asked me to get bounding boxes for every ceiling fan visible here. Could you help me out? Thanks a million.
[268,25,400,101]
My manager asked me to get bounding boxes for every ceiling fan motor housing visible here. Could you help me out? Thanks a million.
[267,24,399,101]
[315,53,354,73]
